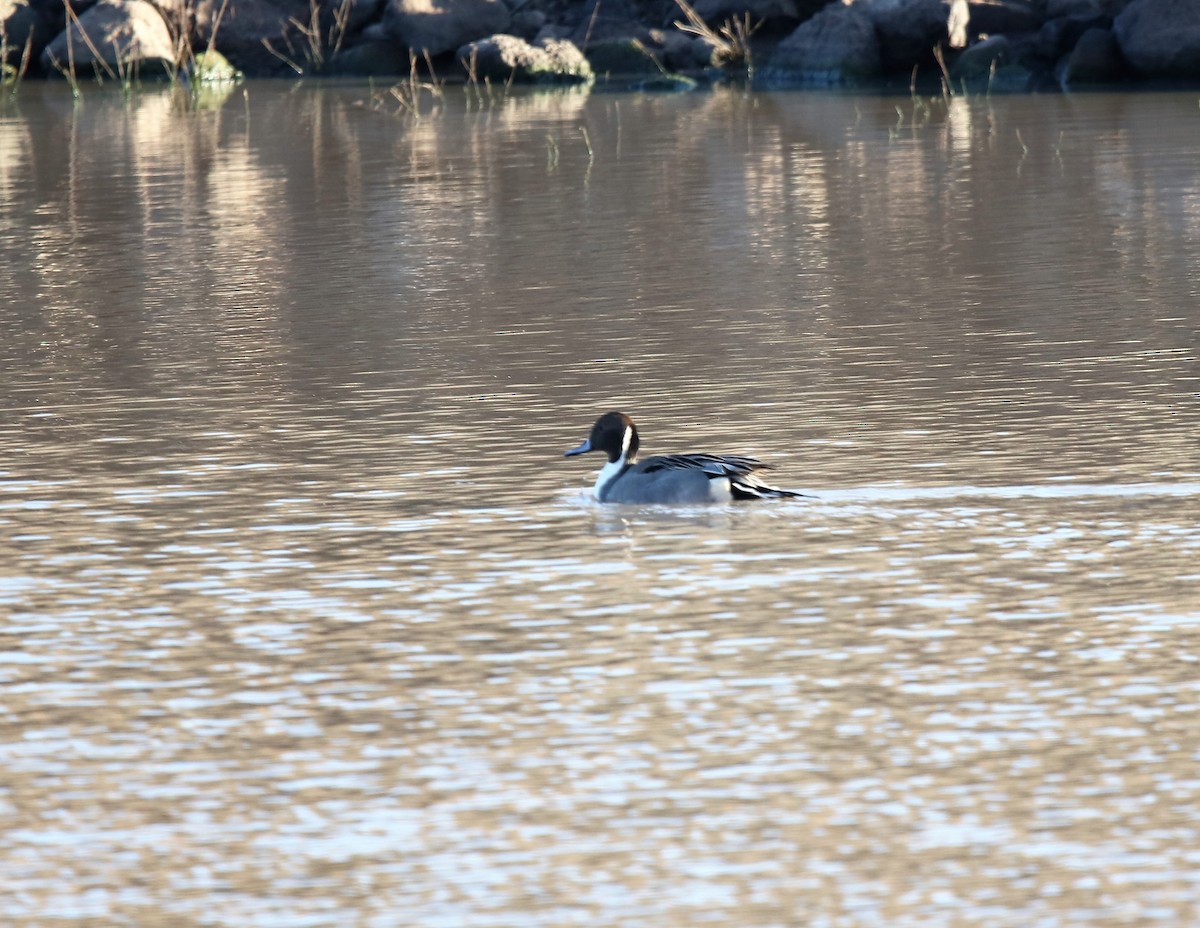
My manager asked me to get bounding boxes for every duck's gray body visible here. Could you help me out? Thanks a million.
[564,411,804,504]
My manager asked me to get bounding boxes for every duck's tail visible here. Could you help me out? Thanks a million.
[731,481,811,501]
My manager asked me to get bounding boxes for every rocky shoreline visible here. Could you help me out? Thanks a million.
[3,0,1200,91]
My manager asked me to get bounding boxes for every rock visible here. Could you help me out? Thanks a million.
[456,33,593,82]
[327,0,384,37]
[39,0,175,77]
[510,7,545,40]
[1060,24,1126,82]
[382,0,510,56]
[767,1,880,84]
[1,0,50,69]
[858,0,951,70]
[967,0,1041,36]
[533,23,573,42]
[657,28,714,69]
[1047,0,1127,14]
[141,0,188,36]
[328,36,409,73]
[189,48,240,80]
[1036,14,1107,60]
[571,0,650,45]
[685,0,802,33]
[950,32,1009,78]
[1114,0,1200,77]
[986,61,1034,88]
[584,37,663,75]
[193,0,316,76]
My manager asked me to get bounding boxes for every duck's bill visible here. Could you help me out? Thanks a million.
[563,439,592,457]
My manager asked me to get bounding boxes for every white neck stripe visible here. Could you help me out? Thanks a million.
[594,453,627,500]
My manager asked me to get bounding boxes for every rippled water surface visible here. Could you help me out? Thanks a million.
[1,83,1199,926]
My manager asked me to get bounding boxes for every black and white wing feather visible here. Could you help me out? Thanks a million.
[640,453,768,477]
[640,453,804,499]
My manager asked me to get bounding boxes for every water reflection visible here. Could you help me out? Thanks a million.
[0,83,1198,926]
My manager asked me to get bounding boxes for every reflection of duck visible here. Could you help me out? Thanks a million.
[564,411,806,504]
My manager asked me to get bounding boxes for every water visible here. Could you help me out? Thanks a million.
[1,81,1198,926]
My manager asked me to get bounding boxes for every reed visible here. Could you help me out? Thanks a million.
[377,49,444,117]
[1,33,34,90]
[673,0,759,74]
[262,0,353,74]
[932,44,951,100]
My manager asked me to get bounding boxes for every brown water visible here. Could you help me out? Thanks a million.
[1,81,1198,926]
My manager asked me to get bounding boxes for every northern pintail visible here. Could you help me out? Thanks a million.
[564,411,805,503]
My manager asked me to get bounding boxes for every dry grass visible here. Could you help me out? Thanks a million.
[673,0,760,72]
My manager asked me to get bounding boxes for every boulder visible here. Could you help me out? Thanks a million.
[967,0,1041,37]
[658,27,715,69]
[1047,0,1128,14]
[584,37,664,75]
[685,0,803,33]
[39,0,175,77]
[767,1,880,83]
[328,36,409,73]
[948,31,1009,82]
[383,0,510,56]
[192,0,316,75]
[328,0,384,37]
[858,0,951,69]
[456,33,593,82]
[142,0,188,36]
[1114,0,1200,77]
[1,0,50,69]
[1060,24,1126,82]
[188,48,240,80]
[510,7,545,40]
[571,0,651,45]
[1036,14,1107,60]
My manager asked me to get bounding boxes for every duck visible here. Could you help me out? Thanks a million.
[564,411,805,503]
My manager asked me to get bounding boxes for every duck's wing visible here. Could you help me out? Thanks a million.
[637,453,769,478]
[636,454,808,500]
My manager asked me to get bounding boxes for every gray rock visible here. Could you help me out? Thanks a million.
[658,28,713,69]
[859,0,951,69]
[571,0,650,45]
[686,0,801,32]
[328,36,409,73]
[584,37,663,75]
[533,23,573,42]
[40,0,175,77]
[1047,0,1128,14]
[188,48,240,81]
[986,61,1034,89]
[510,7,545,40]
[142,0,189,36]
[192,0,316,76]
[326,0,384,37]
[1,0,49,68]
[968,0,1041,37]
[767,1,880,84]
[1060,25,1126,83]
[457,33,593,82]
[1036,14,1107,60]
[383,0,510,56]
[950,31,1037,88]
[1114,0,1200,77]
[950,32,1009,79]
